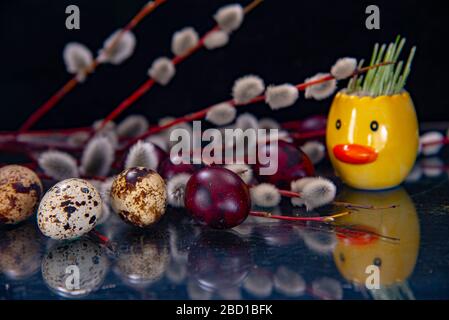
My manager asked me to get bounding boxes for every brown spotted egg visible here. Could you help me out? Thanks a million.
[111,167,167,228]
[38,178,102,240]
[0,165,43,224]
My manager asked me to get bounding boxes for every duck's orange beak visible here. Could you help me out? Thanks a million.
[333,144,378,165]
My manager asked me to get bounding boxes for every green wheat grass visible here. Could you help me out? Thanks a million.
[347,36,416,96]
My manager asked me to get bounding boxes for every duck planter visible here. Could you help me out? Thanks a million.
[326,37,418,190]
[326,91,419,190]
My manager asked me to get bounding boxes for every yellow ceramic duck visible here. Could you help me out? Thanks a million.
[332,187,420,297]
[326,91,419,190]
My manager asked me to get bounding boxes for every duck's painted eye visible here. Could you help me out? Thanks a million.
[370,121,379,132]
[336,119,341,130]
[373,257,382,267]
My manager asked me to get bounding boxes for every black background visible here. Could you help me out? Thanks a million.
[0,0,448,131]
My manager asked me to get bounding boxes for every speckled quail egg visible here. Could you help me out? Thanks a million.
[37,178,102,240]
[110,167,167,228]
[0,165,43,224]
[41,237,109,298]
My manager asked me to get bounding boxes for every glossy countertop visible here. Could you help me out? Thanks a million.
[1,157,449,300]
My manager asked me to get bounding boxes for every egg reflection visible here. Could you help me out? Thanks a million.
[0,223,44,281]
[114,230,169,289]
[188,231,252,291]
[333,187,420,298]
[242,267,274,298]
[41,237,109,298]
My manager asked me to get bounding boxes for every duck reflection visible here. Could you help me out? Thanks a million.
[187,230,252,293]
[114,229,169,290]
[0,222,44,281]
[332,187,420,300]
[41,237,109,298]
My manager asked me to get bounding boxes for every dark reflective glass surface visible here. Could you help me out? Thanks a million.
[1,159,449,300]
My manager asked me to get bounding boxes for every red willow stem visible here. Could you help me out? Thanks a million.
[19,78,79,133]
[0,139,82,153]
[249,211,350,223]
[0,127,90,154]
[123,63,391,150]
[277,189,302,198]
[91,229,110,244]
[98,0,264,130]
[97,26,216,129]
[124,103,226,148]
[100,78,156,128]
[295,62,393,91]
[422,137,449,148]
[18,0,167,134]
[14,126,90,137]
[420,163,449,170]
[0,127,91,147]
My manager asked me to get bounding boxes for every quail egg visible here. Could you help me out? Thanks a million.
[37,178,102,240]
[0,165,43,224]
[110,167,167,228]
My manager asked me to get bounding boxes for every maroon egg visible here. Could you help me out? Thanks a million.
[253,140,315,189]
[158,156,197,180]
[281,115,327,132]
[184,167,251,229]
